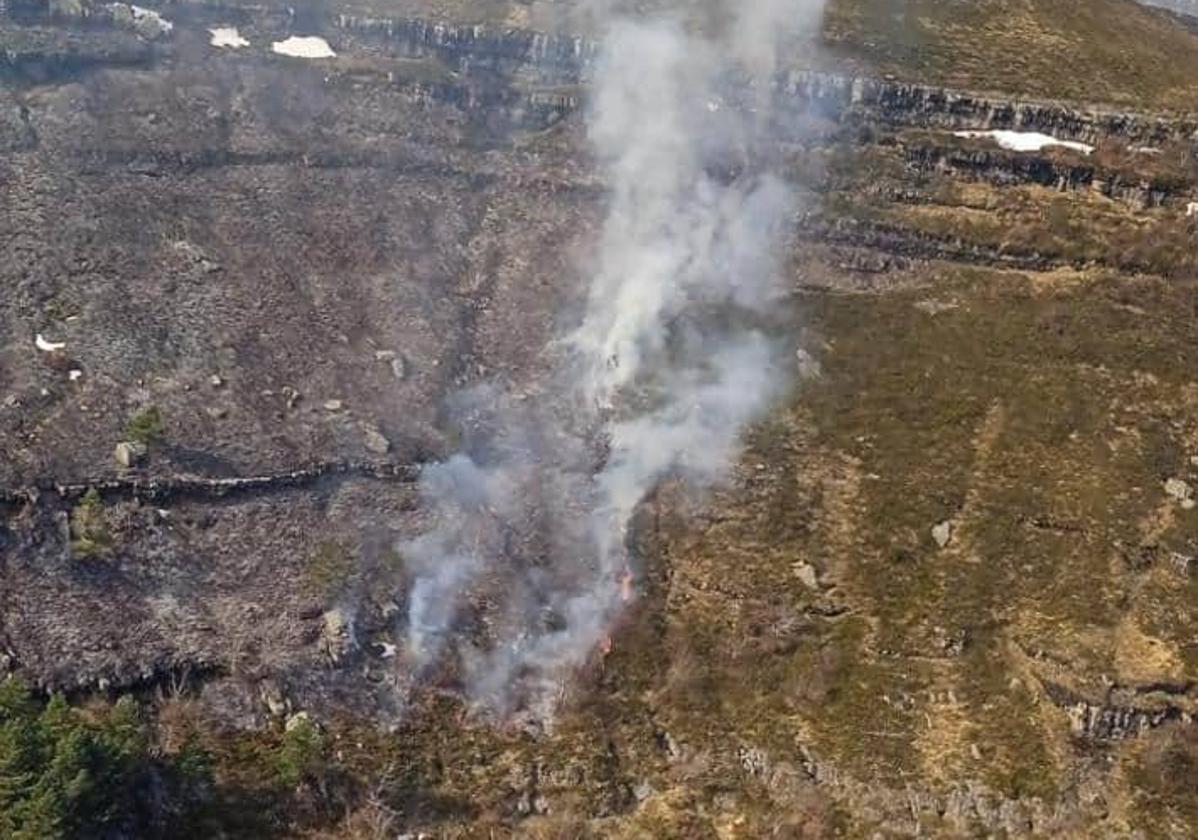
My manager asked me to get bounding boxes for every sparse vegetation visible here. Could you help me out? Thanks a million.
[823,0,1198,109]
[275,716,328,789]
[306,540,356,601]
[5,0,1198,836]
[69,488,112,559]
[124,406,165,447]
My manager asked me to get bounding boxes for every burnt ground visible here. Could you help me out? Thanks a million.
[6,1,1198,836]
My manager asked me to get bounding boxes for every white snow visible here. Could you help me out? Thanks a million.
[954,130,1094,155]
[35,334,66,352]
[209,26,249,49]
[130,5,173,33]
[270,35,336,59]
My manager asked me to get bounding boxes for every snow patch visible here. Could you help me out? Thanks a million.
[209,26,249,49]
[35,334,66,352]
[954,130,1094,155]
[271,35,336,59]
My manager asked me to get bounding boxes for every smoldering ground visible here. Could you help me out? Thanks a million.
[390,0,825,722]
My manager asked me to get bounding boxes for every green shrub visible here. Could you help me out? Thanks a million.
[125,406,165,446]
[69,489,111,559]
[275,717,327,789]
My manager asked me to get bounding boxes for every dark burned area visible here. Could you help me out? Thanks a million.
[5,0,1198,836]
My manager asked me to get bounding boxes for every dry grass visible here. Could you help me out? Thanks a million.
[823,0,1198,110]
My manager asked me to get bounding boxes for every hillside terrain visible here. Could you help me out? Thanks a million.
[3,0,1198,837]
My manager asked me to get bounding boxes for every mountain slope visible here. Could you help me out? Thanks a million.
[824,0,1198,109]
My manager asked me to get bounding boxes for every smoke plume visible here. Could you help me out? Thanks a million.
[396,0,818,720]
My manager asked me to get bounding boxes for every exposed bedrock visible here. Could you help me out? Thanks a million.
[6,5,1198,146]
[903,146,1183,208]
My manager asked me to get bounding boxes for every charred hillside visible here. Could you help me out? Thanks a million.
[3,0,1198,836]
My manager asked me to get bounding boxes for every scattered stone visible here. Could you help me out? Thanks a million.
[209,374,224,388]
[282,385,301,409]
[285,711,313,732]
[933,625,969,656]
[738,745,769,776]
[915,299,959,316]
[391,356,407,381]
[1170,552,1193,575]
[260,681,289,717]
[514,790,551,816]
[49,0,85,16]
[794,561,819,590]
[320,608,355,664]
[932,520,953,548]
[374,350,408,380]
[68,369,82,382]
[323,399,343,412]
[114,440,147,469]
[795,347,821,380]
[129,4,174,39]
[205,406,227,420]
[1165,477,1192,505]
[362,425,391,454]
[170,240,220,272]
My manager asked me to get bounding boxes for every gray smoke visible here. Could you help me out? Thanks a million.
[396,0,820,720]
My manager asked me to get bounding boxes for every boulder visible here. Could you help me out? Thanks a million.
[932,520,953,548]
[114,440,147,469]
[320,608,355,664]
[362,425,391,455]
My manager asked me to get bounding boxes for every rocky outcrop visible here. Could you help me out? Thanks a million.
[1044,681,1197,741]
[337,12,1198,147]
[0,24,153,82]
[781,70,1198,145]
[796,216,1064,271]
[0,460,420,507]
[722,740,1111,837]
[336,14,595,81]
[5,3,1197,149]
[903,146,1183,208]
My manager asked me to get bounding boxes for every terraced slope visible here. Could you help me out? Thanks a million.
[825,0,1198,109]
[3,0,1198,836]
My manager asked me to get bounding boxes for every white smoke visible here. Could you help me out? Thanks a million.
[395,0,820,719]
